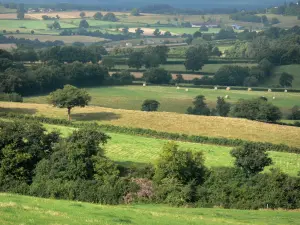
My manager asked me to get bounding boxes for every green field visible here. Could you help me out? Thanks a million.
[43,123,300,176]
[1,193,299,225]
[263,65,300,89]
[25,86,300,114]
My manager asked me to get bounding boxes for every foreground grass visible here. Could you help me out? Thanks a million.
[44,124,300,176]
[0,193,299,225]
[25,86,299,115]
[1,101,300,147]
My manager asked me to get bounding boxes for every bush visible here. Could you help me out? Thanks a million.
[141,99,160,111]
[231,143,272,176]
[143,68,171,84]
[0,93,23,102]
[230,98,282,122]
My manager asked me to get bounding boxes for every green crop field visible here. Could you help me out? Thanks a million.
[1,193,299,225]
[25,85,300,115]
[262,65,300,89]
[43,123,300,176]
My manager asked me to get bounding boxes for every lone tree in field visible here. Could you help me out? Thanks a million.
[80,11,86,18]
[186,95,210,116]
[230,143,272,176]
[216,96,230,117]
[184,46,208,71]
[141,99,160,112]
[79,19,89,29]
[48,85,91,121]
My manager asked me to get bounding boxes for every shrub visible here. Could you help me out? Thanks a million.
[230,143,272,176]
[230,98,282,122]
[141,99,160,111]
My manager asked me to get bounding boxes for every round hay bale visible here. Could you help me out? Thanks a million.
[176,86,180,90]
[214,86,218,90]
[226,87,230,91]
[185,88,189,92]
[248,88,252,91]
[268,89,272,92]
[284,89,288,93]
[143,83,146,87]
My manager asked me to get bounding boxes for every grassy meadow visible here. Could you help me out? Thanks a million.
[43,123,300,176]
[1,101,300,147]
[262,65,300,89]
[24,85,300,115]
[1,193,300,225]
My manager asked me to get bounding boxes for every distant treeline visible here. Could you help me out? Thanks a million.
[139,4,239,15]
[0,34,64,48]
[60,29,132,41]
[0,46,134,96]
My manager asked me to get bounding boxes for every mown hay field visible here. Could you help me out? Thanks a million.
[44,124,300,176]
[1,193,299,225]
[1,101,300,147]
[24,85,300,114]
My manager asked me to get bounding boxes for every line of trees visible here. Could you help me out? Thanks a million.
[142,95,282,123]
[0,119,299,209]
[127,46,169,69]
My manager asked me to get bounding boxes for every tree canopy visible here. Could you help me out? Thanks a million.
[48,85,91,120]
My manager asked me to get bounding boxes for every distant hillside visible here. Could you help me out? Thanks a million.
[9,0,286,9]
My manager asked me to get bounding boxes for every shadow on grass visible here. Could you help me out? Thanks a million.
[0,107,37,115]
[72,112,121,121]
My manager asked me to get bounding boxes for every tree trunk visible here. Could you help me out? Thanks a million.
[67,107,71,121]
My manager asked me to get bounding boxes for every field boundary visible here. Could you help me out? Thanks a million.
[1,112,299,154]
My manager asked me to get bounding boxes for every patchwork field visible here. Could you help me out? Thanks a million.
[1,101,300,147]
[1,193,299,225]
[24,86,300,115]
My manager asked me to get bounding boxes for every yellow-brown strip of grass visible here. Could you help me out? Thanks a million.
[1,102,300,147]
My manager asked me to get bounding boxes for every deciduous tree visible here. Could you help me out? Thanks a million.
[48,85,91,121]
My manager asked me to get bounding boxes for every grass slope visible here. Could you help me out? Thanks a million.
[44,124,300,176]
[263,65,300,89]
[1,101,300,147]
[1,193,300,225]
[25,86,300,114]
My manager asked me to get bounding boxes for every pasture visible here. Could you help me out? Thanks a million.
[5,34,107,43]
[1,193,299,225]
[262,64,300,89]
[44,124,300,176]
[24,85,300,114]
[1,101,300,147]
